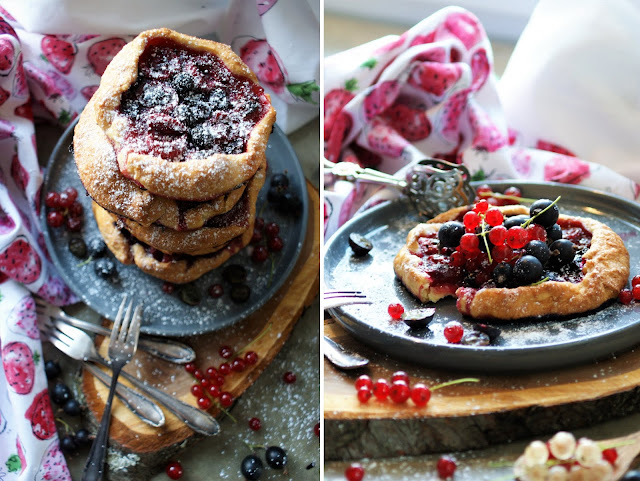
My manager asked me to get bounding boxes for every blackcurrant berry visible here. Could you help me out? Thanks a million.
[52,383,71,404]
[265,446,288,469]
[63,398,82,416]
[460,331,491,346]
[438,221,465,248]
[94,258,117,280]
[546,223,562,242]
[60,435,77,453]
[270,173,289,188]
[402,307,435,330]
[622,471,640,480]
[222,264,247,284]
[172,72,195,95]
[529,198,559,227]
[179,284,201,306]
[68,238,87,258]
[86,237,107,258]
[241,454,263,480]
[550,239,575,265]
[512,255,543,285]
[473,323,502,341]
[74,428,90,447]
[524,240,551,265]
[230,284,251,303]
[503,214,529,229]
[348,233,373,256]
[492,262,512,286]
[44,360,61,379]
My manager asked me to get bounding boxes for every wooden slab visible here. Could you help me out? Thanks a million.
[324,317,640,460]
[82,183,319,465]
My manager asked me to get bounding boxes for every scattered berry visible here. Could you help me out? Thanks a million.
[45,191,60,208]
[190,384,204,398]
[231,358,246,372]
[314,422,320,437]
[437,455,457,479]
[251,245,269,263]
[265,446,288,470]
[68,238,87,258]
[402,307,435,329]
[74,428,90,447]
[244,351,258,365]
[619,289,633,305]
[241,454,263,481]
[219,391,233,407]
[207,385,220,398]
[267,236,284,252]
[222,264,247,284]
[389,380,410,404]
[349,233,373,256]
[345,463,365,481]
[94,258,117,281]
[355,375,373,391]
[184,363,196,374]
[357,387,372,403]
[219,345,233,359]
[463,211,481,231]
[283,371,297,384]
[549,239,575,265]
[248,417,261,431]
[632,284,640,301]
[230,284,251,303]
[86,237,107,258]
[443,321,464,344]
[632,275,640,287]
[387,303,404,320]
[264,222,279,238]
[513,255,543,285]
[47,210,64,228]
[52,383,71,404]
[166,461,184,480]
[218,363,231,376]
[44,360,61,378]
[60,435,77,454]
[390,371,410,385]
[63,398,81,416]
[410,383,431,407]
[474,199,489,214]
[373,378,390,400]
[197,396,212,410]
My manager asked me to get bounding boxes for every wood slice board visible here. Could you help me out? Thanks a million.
[324,318,640,460]
[81,183,319,460]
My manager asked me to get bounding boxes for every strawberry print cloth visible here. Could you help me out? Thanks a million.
[0,1,319,479]
[323,6,640,238]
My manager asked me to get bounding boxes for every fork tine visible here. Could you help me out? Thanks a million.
[118,299,134,344]
[111,295,128,346]
[127,304,143,349]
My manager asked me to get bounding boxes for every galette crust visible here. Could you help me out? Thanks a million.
[394,205,630,320]
[91,28,276,201]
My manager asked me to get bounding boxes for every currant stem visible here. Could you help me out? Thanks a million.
[76,255,94,267]
[479,192,539,204]
[236,322,273,356]
[215,401,237,423]
[521,196,562,229]
[432,378,479,391]
[55,417,72,434]
[530,277,549,286]
[480,219,493,264]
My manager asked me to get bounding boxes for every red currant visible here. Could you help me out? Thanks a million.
[619,289,633,305]
[410,383,431,407]
[197,396,212,410]
[443,321,464,344]
[200,378,210,389]
[632,275,640,287]
[252,245,269,263]
[45,191,60,208]
[357,387,372,403]
[355,375,373,391]
[459,233,479,252]
[166,461,184,480]
[475,184,493,198]
[219,345,233,359]
[208,284,224,298]
[314,422,320,437]
[63,187,78,203]
[212,374,225,387]
[248,417,262,431]
[190,384,203,398]
[265,222,280,238]
[251,229,263,244]
[267,236,284,252]
[488,225,507,246]
[506,226,528,249]
[633,285,640,301]
[436,455,457,479]
[345,463,365,481]
[254,217,264,231]
[503,186,522,204]
[387,303,404,320]
[231,358,246,372]
[526,224,547,242]
[450,250,465,267]
[68,201,83,217]
[219,392,233,407]
[373,378,390,400]
[161,282,175,294]
[474,199,489,214]
[389,380,410,404]
[602,447,618,465]
[484,208,503,227]
[283,371,297,384]
[184,363,196,374]
[391,371,410,385]
[58,191,74,209]
[193,369,204,380]
[65,216,83,232]
[207,385,220,398]
[245,351,259,365]
[205,366,217,378]
[491,244,513,263]
[219,363,231,376]
[47,210,64,228]
[463,211,480,231]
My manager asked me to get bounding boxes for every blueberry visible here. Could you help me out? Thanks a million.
[86,237,107,258]
[222,138,244,155]
[529,199,559,228]
[60,435,77,454]
[68,238,87,258]
[179,284,201,306]
[267,185,286,205]
[492,262,512,286]
[52,383,71,405]
[209,88,229,110]
[348,233,373,256]
[44,360,61,379]
[230,284,250,304]
[525,240,551,265]
[74,428,90,447]
[270,173,290,189]
[171,72,195,95]
[141,83,176,108]
[190,125,215,149]
[550,239,576,265]
[222,264,247,284]
[265,446,288,470]
[512,255,543,285]
[63,399,82,416]
[402,307,435,330]
[622,471,640,480]
[473,323,502,341]
[438,221,465,248]
[241,454,263,480]
[94,258,117,280]
[278,191,302,216]
[546,223,562,242]
[460,331,490,346]
[504,215,529,229]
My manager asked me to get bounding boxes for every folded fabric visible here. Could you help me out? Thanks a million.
[323,6,640,238]
[0,1,318,478]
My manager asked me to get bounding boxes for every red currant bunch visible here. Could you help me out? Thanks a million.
[45,187,84,232]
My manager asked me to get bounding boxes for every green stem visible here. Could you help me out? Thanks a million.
[236,322,273,356]
[243,441,265,451]
[530,277,549,286]
[55,417,72,434]
[432,378,479,391]
[76,255,93,267]
[522,196,561,229]
[480,219,493,264]
[479,192,538,204]
[215,401,238,423]
[598,439,636,450]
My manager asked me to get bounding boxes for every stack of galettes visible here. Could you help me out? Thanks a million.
[73,29,276,284]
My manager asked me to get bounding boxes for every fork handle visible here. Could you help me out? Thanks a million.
[83,364,123,481]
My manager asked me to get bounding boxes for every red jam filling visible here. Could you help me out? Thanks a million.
[415,218,592,292]
[117,38,269,161]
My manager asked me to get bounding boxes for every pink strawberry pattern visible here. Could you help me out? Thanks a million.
[324,82,356,139]
[0,236,42,284]
[240,38,287,94]
[6,435,27,475]
[36,440,71,480]
[36,273,77,305]
[2,341,37,394]
[362,80,400,120]
[366,119,409,157]
[544,156,591,184]
[41,35,76,74]
[408,62,462,96]
[10,152,28,190]
[8,294,39,339]
[25,388,56,440]
[87,37,126,76]
[0,205,15,234]
[383,103,432,141]
[441,11,483,50]
[0,37,14,75]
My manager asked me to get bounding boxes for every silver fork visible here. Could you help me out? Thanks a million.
[323,289,370,310]
[42,318,220,437]
[35,297,196,364]
[40,320,165,428]
[83,296,142,481]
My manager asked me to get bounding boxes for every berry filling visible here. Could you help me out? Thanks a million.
[117,38,269,161]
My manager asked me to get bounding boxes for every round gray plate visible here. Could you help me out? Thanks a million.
[42,120,308,337]
[324,182,640,373]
